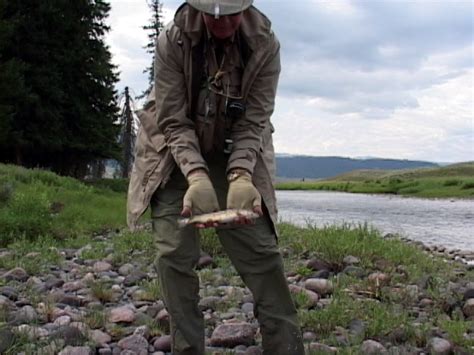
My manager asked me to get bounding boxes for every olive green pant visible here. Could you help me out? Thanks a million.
[151,161,304,355]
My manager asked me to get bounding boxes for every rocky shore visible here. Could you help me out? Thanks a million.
[0,228,473,354]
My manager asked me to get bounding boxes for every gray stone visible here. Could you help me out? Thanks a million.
[305,258,332,272]
[62,281,85,292]
[153,335,171,351]
[210,322,255,347]
[117,334,149,355]
[427,337,452,355]
[463,288,474,301]
[360,340,388,354]
[91,329,112,345]
[343,255,360,265]
[308,342,337,353]
[58,346,93,355]
[123,271,147,287]
[341,266,366,278]
[93,261,113,273]
[198,296,221,311]
[9,305,38,325]
[109,305,136,323]
[196,253,214,269]
[0,328,16,353]
[52,326,87,346]
[244,345,262,355]
[118,264,135,276]
[304,278,333,296]
[463,299,474,317]
[241,302,254,314]
[0,286,18,301]
[1,267,28,282]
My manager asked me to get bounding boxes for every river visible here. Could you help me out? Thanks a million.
[276,191,474,252]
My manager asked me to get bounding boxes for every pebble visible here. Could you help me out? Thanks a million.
[90,329,112,345]
[123,271,147,287]
[0,286,18,301]
[368,272,390,286]
[210,322,255,347]
[10,305,38,325]
[427,337,452,355]
[304,278,333,296]
[305,258,331,271]
[343,255,360,265]
[360,339,388,354]
[2,267,29,282]
[117,334,149,355]
[63,281,86,292]
[462,298,474,317]
[341,266,366,278]
[94,261,113,273]
[109,305,136,323]
[58,346,93,355]
[118,264,135,276]
[288,284,319,308]
[153,335,171,351]
[308,342,337,353]
[241,302,254,314]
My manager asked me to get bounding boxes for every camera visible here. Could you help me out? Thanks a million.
[225,99,246,120]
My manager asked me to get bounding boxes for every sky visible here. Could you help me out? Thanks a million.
[106,0,474,163]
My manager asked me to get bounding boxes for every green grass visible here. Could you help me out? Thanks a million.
[276,162,474,198]
[0,163,126,246]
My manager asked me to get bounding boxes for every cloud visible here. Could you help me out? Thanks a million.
[106,0,473,162]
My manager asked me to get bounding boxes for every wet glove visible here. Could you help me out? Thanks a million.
[226,171,262,214]
[182,171,219,216]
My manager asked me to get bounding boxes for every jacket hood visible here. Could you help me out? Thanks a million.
[173,3,273,49]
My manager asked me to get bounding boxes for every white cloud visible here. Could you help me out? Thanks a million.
[106,0,473,163]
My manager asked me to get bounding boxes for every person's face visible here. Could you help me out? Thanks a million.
[202,12,243,40]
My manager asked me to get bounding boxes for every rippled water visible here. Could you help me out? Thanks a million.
[276,191,474,252]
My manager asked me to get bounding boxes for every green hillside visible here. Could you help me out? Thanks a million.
[276,162,474,198]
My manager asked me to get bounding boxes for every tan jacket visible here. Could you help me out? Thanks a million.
[127,4,280,230]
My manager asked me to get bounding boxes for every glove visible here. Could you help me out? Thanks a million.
[226,172,262,213]
[182,171,219,216]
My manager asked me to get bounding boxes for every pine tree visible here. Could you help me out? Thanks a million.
[0,0,120,177]
[118,87,137,178]
[140,0,164,98]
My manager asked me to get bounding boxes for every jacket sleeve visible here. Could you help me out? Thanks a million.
[226,35,281,175]
[154,28,208,177]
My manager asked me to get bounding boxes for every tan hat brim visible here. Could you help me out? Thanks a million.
[187,0,253,16]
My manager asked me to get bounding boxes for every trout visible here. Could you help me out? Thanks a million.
[178,209,259,228]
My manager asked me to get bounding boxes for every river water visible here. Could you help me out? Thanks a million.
[276,191,474,252]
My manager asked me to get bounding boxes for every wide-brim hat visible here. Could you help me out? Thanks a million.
[187,0,253,17]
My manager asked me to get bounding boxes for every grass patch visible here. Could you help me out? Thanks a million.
[276,162,474,198]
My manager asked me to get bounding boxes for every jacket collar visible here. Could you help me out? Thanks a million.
[174,3,272,50]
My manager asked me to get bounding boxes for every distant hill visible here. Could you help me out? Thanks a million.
[275,155,438,179]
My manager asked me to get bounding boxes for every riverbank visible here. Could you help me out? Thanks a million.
[276,162,474,199]
[0,224,473,354]
[1,163,473,353]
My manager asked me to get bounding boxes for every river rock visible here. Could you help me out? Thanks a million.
[427,337,452,355]
[54,315,72,326]
[197,253,214,269]
[368,272,390,286]
[90,329,112,345]
[305,258,331,272]
[463,288,474,301]
[360,340,387,354]
[109,305,136,323]
[463,299,474,317]
[0,328,15,353]
[63,281,86,293]
[118,264,135,276]
[288,284,319,307]
[153,335,171,351]
[58,346,93,355]
[93,261,112,273]
[241,302,254,314]
[308,342,337,353]
[199,296,221,311]
[2,267,29,282]
[304,278,333,296]
[9,305,38,325]
[341,266,366,278]
[52,326,87,346]
[0,286,18,301]
[123,271,147,287]
[343,255,360,265]
[210,322,256,347]
[117,334,149,355]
